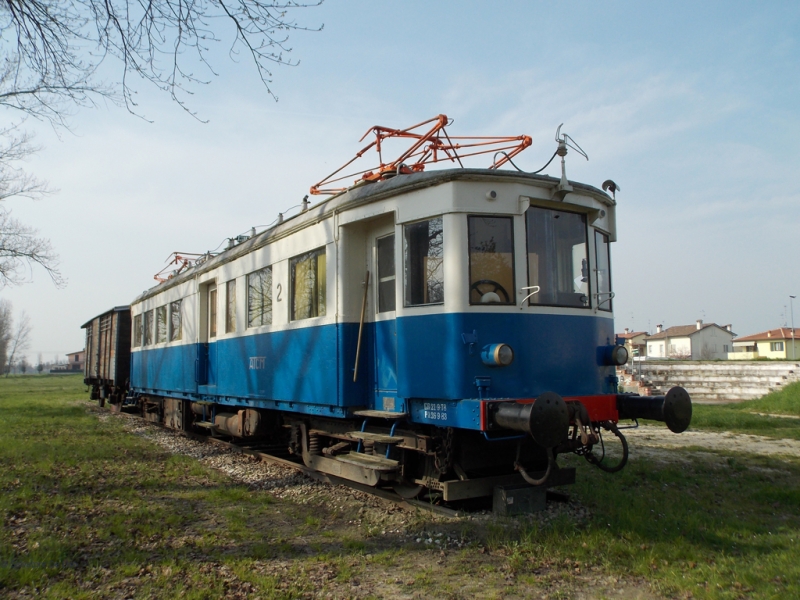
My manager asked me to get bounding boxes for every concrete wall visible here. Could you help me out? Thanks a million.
[619,360,800,403]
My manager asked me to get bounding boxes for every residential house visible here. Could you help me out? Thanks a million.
[67,350,86,372]
[646,320,734,360]
[51,349,86,373]
[728,328,800,360]
[616,328,648,359]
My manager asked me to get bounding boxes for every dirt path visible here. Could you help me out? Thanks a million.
[628,425,800,458]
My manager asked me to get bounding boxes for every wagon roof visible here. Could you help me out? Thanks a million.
[81,305,131,329]
[132,168,613,304]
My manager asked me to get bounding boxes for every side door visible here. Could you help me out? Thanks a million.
[197,282,218,388]
[372,231,399,410]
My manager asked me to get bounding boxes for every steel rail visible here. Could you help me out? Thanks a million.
[112,409,463,518]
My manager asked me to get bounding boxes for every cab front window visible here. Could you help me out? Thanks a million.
[525,206,589,308]
[468,216,514,304]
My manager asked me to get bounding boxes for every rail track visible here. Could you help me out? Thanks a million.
[113,408,467,518]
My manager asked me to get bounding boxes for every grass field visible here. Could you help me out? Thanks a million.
[1,374,799,598]
[689,381,800,440]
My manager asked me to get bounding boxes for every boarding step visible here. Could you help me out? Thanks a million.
[347,431,404,444]
[335,451,399,472]
[353,410,407,419]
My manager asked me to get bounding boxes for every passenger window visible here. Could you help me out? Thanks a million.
[291,248,326,320]
[133,314,143,347]
[248,267,272,327]
[226,280,237,332]
[156,306,168,343]
[170,300,182,341]
[377,234,396,313]
[525,207,589,308]
[404,217,444,306]
[209,286,217,338]
[594,231,612,312]
[468,216,514,304]
[144,310,155,345]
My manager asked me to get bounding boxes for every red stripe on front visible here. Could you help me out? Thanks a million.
[564,394,619,422]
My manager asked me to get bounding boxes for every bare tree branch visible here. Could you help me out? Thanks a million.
[0,206,64,287]
[0,1,324,122]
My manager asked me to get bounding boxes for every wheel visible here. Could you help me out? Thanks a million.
[393,482,424,499]
[470,279,510,303]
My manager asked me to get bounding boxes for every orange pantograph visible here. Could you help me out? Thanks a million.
[154,252,205,282]
[310,114,532,196]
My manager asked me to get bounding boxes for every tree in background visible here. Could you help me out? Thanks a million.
[19,356,27,374]
[3,303,31,376]
[36,352,43,374]
[0,299,11,371]
[0,0,322,285]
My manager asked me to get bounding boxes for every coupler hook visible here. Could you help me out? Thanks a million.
[514,445,554,486]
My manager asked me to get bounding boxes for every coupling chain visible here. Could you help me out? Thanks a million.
[434,427,454,475]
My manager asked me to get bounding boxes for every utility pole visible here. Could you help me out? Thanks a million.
[791,295,796,361]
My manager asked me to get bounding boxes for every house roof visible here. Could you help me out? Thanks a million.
[733,328,800,343]
[616,331,647,339]
[67,350,86,356]
[646,323,734,340]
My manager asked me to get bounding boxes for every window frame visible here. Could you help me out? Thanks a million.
[290,247,327,321]
[403,216,445,308]
[226,279,237,333]
[169,299,182,342]
[144,309,155,346]
[524,205,591,309]
[247,266,273,328]
[133,313,143,347]
[208,285,218,339]
[467,214,516,306]
[594,229,613,312]
[376,233,396,313]
[156,305,168,343]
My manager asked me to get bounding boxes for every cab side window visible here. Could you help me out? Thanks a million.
[594,230,612,312]
[404,217,444,306]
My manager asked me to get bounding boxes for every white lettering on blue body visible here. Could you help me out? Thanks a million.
[422,402,448,421]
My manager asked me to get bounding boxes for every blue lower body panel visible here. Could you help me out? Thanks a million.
[130,312,616,427]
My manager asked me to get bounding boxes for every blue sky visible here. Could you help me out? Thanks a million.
[3,0,800,360]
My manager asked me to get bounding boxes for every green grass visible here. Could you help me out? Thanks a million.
[684,381,800,439]
[2,374,800,598]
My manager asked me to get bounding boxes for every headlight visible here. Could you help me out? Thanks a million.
[611,344,628,366]
[481,343,514,367]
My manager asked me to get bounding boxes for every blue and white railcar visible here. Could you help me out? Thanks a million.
[128,168,690,499]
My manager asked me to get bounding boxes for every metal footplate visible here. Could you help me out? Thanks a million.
[352,410,407,419]
[347,431,404,444]
[300,423,400,487]
[336,451,399,471]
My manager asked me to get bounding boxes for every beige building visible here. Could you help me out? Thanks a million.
[729,328,800,360]
[616,328,648,358]
[646,320,734,360]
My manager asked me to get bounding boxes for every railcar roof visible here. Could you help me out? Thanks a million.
[81,305,131,328]
[132,168,613,304]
